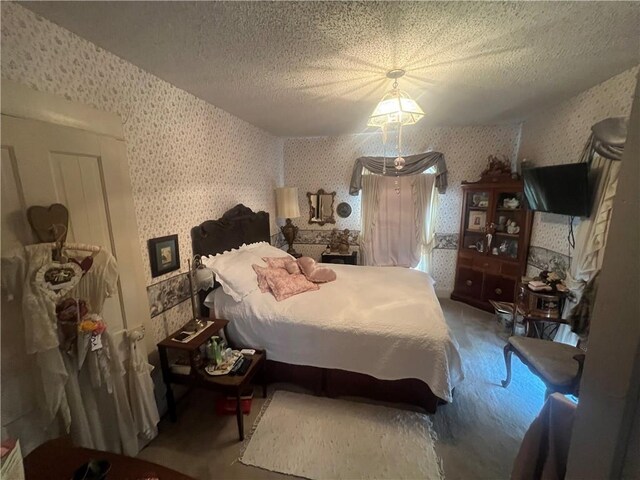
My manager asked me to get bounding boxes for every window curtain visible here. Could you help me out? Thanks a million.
[359,174,381,266]
[556,154,621,344]
[361,174,437,272]
[349,152,447,195]
[415,174,438,274]
[555,116,627,345]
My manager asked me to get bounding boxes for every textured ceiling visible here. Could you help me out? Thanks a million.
[21,1,640,137]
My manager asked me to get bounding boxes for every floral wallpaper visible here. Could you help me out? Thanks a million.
[1,3,284,344]
[283,125,521,292]
[518,66,638,258]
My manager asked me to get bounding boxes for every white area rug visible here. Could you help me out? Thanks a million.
[240,390,443,480]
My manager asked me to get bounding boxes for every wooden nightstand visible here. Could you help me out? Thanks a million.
[321,251,358,265]
[157,319,267,441]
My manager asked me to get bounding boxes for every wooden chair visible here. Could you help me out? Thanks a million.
[501,317,586,399]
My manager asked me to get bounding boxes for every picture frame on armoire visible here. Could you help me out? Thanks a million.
[148,234,180,277]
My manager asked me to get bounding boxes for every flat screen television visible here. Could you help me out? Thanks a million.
[522,163,591,217]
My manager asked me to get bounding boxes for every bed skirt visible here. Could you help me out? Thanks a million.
[262,359,444,413]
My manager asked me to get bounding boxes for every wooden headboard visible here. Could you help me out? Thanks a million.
[191,204,270,256]
[191,204,270,316]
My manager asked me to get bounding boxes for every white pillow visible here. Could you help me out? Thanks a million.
[208,249,265,302]
[203,289,216,310]
[245,242,293,260]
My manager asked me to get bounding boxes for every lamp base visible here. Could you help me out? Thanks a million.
[280,218,299,256]
[184,317,206,333]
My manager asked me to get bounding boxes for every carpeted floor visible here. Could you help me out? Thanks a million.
[138,298,546,479]
[240,391,443,480]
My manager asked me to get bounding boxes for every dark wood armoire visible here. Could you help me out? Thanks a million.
[451,174,533,312]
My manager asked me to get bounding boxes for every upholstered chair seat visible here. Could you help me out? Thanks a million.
[502,334,586,398]
[508,337,583,387]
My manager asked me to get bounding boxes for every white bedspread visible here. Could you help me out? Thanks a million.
[212,264,463,402]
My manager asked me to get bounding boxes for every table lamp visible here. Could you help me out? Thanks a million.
[186,255,214,331]
[275,187,301,256]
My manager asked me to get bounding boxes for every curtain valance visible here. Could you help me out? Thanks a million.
[349,152,447,196]
[588,116,628,161]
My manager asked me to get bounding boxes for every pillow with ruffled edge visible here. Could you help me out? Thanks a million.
[248,243,293,261]
[266,273,319,301]
[205,249,265,301]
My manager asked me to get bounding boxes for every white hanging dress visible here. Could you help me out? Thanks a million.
[2,244,139,455]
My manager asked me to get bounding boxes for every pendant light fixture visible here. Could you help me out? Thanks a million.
[368,69,424,187]
[367,69,425,128]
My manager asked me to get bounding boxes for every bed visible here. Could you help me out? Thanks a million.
[191,204,463,412]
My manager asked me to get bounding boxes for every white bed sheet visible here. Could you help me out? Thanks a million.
[211,264,463,402]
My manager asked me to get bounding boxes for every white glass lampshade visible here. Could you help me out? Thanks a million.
[194,266,214,291]
[275,187,301,219]
[367,88,425,128]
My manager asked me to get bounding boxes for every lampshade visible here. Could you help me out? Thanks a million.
[194,266,214,291]
[367,88,425,128]
[275,187,301,219]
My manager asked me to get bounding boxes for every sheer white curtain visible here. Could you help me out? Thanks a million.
[415,174,438,274]
[360,173,438,272]
[359,174,381,266]
[556,155,621,345]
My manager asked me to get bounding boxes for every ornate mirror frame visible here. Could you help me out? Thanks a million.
[306,189,336,226]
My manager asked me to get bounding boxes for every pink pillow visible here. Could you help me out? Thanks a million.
[297,256,337,283]
[263,256,293,269]
[266,273,319,301]
[252,264,289,293]
[285,261,301,274]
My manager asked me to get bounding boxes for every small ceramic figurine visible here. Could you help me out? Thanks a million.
[506,220,520,234]
[329,229,340,252]
[338,229,350,254]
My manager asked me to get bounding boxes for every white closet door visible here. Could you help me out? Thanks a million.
[1,115,149,335]
[1,89,152,456]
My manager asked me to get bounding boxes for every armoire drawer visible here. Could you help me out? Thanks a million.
[454,267,483,298]
[483,274,516,303]
[472,257,500,274]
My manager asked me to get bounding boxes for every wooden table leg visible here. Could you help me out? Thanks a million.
[158,346,177,422]
[236,392,244,441]
[261,361,268,398]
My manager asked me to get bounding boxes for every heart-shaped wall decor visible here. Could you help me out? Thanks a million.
[27,204,69,243]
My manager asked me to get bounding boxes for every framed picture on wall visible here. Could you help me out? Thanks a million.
[467,211,487,231]
[148,234,180,277]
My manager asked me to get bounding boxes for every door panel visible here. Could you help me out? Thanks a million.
[1,146,33,250]
[50,153,111,247]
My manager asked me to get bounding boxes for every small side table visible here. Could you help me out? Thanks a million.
[511,283,569,337]
[321,251,358,265]
[157,319,267,441]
